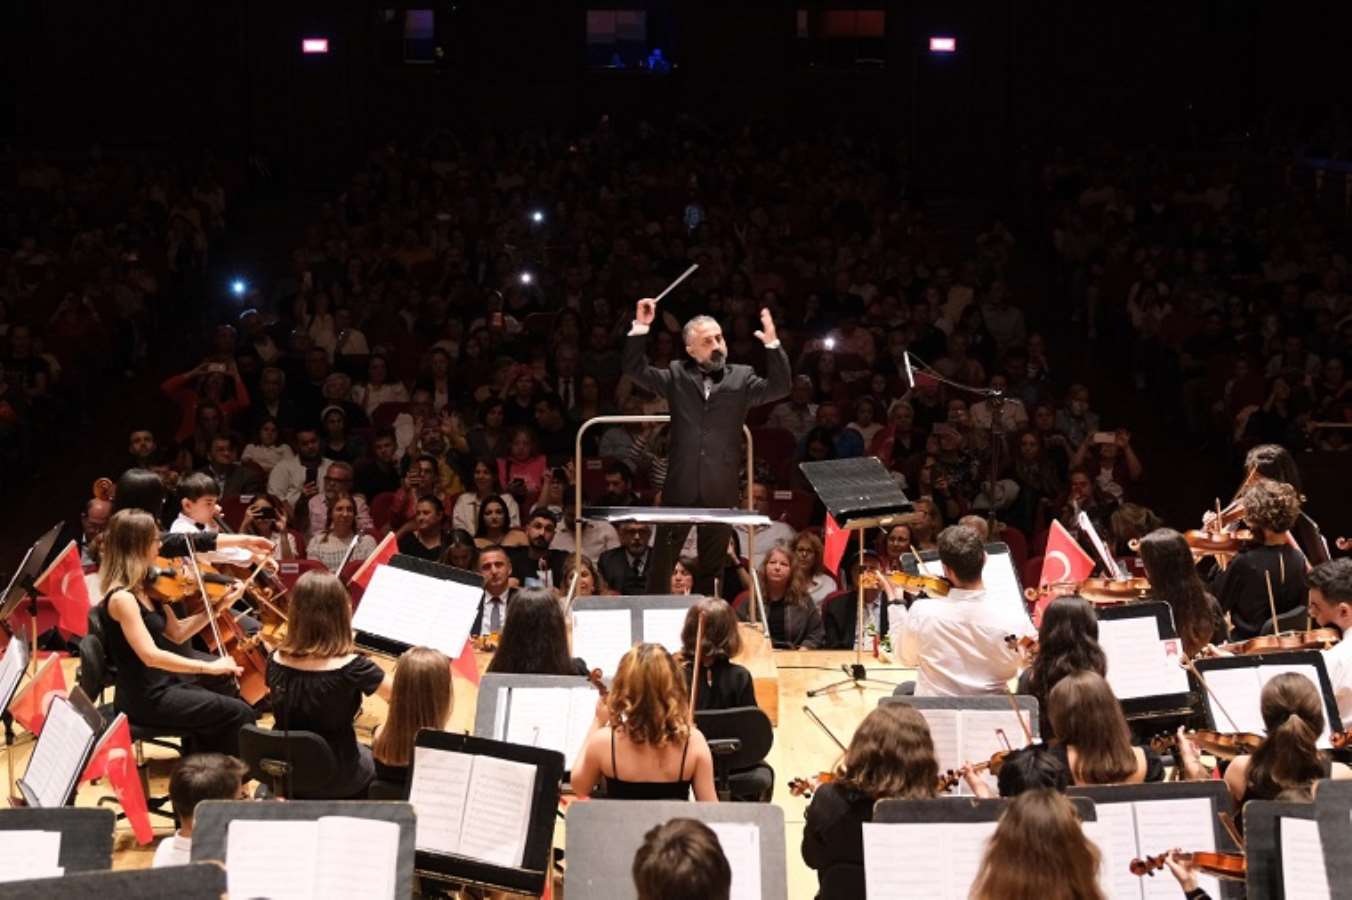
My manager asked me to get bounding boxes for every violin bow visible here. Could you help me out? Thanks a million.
[1005,688,1034,746]
[688,609,707,722]
[1264,571,1280,639]
[184,552,239,690]
[1183,657,1247,736]
[562,570,581,618]
[803,705,847,752]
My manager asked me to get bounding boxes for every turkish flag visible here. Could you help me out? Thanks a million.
[33,541,90,636]
[9,654,68,735]
[823,514,850,575]
[81,714,154,844]
[349,532,397,590]
[1038,520,1097,588]
[450,637,481,687]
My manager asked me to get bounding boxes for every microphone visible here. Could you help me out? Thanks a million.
[903,351,916,390]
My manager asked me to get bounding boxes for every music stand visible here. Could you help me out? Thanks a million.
[0,523,63,676]
[0,635,30,800]
[798,458,912,695]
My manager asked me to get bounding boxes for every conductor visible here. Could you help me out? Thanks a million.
[623,297,792,594]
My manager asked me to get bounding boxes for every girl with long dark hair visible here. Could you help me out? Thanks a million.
[485,588,586,676]
[1016,596,1107,738]
[1137,527,1228,657]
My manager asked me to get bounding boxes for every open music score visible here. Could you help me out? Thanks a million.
[571,609,633,677]
[493,685,597,767]
[863,820,997,898]
[1279,816,1331,900]
[407,746,537,868]
[1081,797,1220,900]
[225,816,399,900]
[351,563,482,657]
[913,708,1031,795]
[1200,662,1334,746]
[705,823,762,900]
[1096,616,1189,700]
[0,830,62,882]
[0,636,29,717]
[641,608,688,655]
[19,694,98,809]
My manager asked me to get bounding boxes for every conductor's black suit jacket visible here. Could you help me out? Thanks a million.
[622,332,792,507]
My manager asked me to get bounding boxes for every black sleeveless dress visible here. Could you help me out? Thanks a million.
[602,729,693,800]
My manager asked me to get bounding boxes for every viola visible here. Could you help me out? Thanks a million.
[1130,850,1246,880]
[210,608,270,706]
[1023,576,1151,607]
[174,554,270,706]
[787,772,835,798]
[867,570,951,597]
[1149,730,1262,760]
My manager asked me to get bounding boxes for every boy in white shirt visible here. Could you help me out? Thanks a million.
[152,753,250,868]
[169,472,254,567]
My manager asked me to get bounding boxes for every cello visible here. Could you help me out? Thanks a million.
[184,553,270,705]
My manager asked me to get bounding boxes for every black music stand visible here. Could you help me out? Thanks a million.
[0,523,64,678]
[798,458,913,696]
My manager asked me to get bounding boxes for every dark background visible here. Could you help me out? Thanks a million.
[6,1,1346,181]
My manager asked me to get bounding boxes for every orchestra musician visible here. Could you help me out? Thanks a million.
[485,587,589,676]
[676,598,756,712]
[371,646,453,791]
[265,570,393,799]
[99,509,258,755]
[801,705,940,900]
[1015,595,1107,738]
[1243,443,1331,565]
[1306,559,1352,722]
[632,819,732,900]
[1209,479,1308,640]
[1045,671,1176,785]
[1136,527,1229,658]
[112,467,272,561]
[969,789,1105,900]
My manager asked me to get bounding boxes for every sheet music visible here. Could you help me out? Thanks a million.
[352,564,482,656]
[315,816,399,900]
[641,608,688,655]
[408,746,475,855]
[1200,667,1267,734]
[863,821,997,898]
[571,609,634,677]
[1258,664,1334,746]
[492,688,510,740]
[962,710,1031,795]
[21,695,95,808]
[1132,798,1219,900]
[0,830,62,882]
[563,686,600,767]
[915,709,962,786]
[1099,616,1189,700]
[705,823,762,900]
[1082,803,1143,900]
[0,636,28,711]
[457,755,537,867]
[226,819,320,900]
[919,552,1027,622]
[1280,816,1331,900]
[505,688,571,753]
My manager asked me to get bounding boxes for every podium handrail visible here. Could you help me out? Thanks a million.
[573,415,760,623]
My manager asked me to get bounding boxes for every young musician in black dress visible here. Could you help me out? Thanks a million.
[1211,479,1308,640]
[99,509,258,755]
[371,646,453,789]
[676,597,757,711]
[266,570,392,798]
[484,587,588,676]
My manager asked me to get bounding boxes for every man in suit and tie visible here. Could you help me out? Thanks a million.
[598,522,653,595]
[472,545,518,636]
[623,298,791,593]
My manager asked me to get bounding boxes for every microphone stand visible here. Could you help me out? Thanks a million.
[903,351,1007,533]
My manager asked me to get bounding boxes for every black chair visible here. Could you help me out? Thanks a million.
[694,707,775,801]
[237,725,339,799]
[1257,605,1310,637]
[75,633,184,822]
[366,778,408,801]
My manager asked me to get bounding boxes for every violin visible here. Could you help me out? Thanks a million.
[1149,730,1262,760]
[1336,537,1350,552]
[1183,527,1254,558]
[937,749,1011,792]
[1330,729,1352,750]
[146,556,239,614]
[1004,634,1037,656]
[863,570,952,597]
[1023,576,1151,606]
[1198,628,1340,657]
[1129,850,1246,880]
[473,632,500,652]
[787,772,835,798]
[587,668,609,698]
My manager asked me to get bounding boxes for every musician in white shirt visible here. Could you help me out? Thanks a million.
[1307,559,1352,723]
[892,524,1033,696]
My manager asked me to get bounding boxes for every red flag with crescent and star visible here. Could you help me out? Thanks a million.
[81,713,154,844]
[1038,520,1097,588]
[9,654,68,735]
[32,540,90,637]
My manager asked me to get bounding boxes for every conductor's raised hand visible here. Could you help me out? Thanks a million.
[754,307,778,346]
[635,298,657,327]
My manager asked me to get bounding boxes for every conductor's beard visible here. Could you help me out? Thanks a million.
[698,350,726,373]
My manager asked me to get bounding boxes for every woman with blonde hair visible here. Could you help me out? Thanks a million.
[98,509,257,755]
[741,544,823,649]
[267,571,393,798]
[802,704,940,900]
[969,789,1105,900]
[371,646,453,788]
[571,643,717,801]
